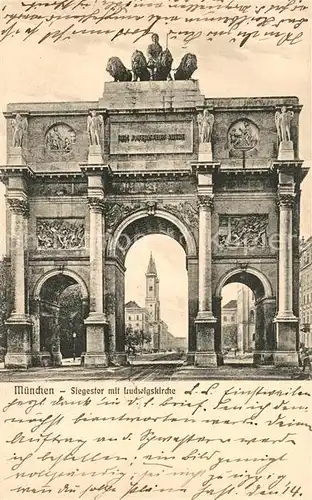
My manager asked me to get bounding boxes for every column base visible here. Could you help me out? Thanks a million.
[84,353,109,367]
[253,351,274,366]
[84,313,108,366]
[274,316,298,352]
[278,140,294,161]
[195,311,217,322]
[195,314,216,352]
[273,351,299,367]
[5,315,32,368]
[194,352,218,367]
[88,145,103,164]
[111,352,128,366]
[5,352,32,369]
[84,312,108,324]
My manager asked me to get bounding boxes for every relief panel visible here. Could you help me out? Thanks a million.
[218,215,268,248]
[37,218,85,250]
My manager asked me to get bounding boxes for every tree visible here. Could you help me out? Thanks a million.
[223,324,237,350]
[125,325,139,355]
[58,284,85,358]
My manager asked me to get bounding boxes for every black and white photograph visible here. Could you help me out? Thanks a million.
[0,2,311,384]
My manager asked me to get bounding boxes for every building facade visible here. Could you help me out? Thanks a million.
[237,285,255,353]
[0,62,308,368]
[299,236,312,347]
[221,288,255,353]
[125,254,187,352]
[221,299,237,350]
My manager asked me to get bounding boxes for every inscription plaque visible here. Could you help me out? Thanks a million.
[110,121,193,154]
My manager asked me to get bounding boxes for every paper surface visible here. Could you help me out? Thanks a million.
[0,1,311,499]
[1,381,312,499]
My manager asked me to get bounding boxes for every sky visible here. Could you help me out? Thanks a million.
[0,1,311,337]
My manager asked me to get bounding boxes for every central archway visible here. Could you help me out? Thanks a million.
[106,210,198,363]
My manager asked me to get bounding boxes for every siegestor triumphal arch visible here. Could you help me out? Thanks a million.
[0,75,308,369]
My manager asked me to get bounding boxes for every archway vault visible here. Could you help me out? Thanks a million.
[107,209,197,263]
[215,266,274,302]
[33,269,89,302]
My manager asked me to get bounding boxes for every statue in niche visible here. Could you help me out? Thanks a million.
[12,113,28,147]
[87,111,104,146]
[197,109,214,143]
[275,106,294,142]
[174,53,198,80]
[45,124,76,152]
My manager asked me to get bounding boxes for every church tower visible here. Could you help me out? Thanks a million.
[145,253,160,321]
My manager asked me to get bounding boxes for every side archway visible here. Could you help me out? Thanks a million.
[33,269,89,301]
[215,266,273,302]
[213,266,276,366]
[32,269,89,364]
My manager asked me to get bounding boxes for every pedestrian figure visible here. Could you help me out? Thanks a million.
[302,347,311,372]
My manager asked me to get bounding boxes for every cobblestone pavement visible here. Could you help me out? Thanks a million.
[0,363,310,382]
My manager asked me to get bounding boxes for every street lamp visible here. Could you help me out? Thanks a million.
[72,332,77,362]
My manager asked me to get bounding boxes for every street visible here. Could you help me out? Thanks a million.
[0,360,309,382]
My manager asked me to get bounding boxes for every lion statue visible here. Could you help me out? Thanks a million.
[153,48,173,81]
[174,53,198,80]
[131,50,150,81]
[106,57,132,82]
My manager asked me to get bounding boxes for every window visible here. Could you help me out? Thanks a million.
[128,315,131,320]
[136,315,139,320]
[223,316,227,322]
[149,286,153,291]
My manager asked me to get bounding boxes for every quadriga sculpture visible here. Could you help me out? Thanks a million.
[153,48,173,81]
[174,53,198,80]
[131,50,150,81]
[106,57,132,82]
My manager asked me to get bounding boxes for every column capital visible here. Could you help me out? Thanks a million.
[277,193,295,209]
[198,194,214,210]
[7,198,29,216]
[87,197,105,213]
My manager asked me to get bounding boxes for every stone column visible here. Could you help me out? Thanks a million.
[106,258,127,366]
[84,197,108,366]
[5,198,32,368]
[253,298,276,366]
[194,194,217,366]
[186,257,198,364]
[274,193,298,366]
